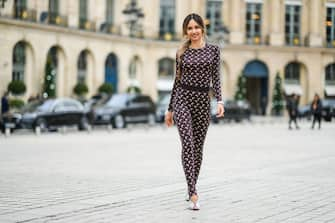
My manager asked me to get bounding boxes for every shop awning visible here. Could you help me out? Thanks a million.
[325,85,335,96]
[284,84,303,95]
[243,60,268,78]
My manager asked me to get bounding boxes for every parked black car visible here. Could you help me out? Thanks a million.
[84,93,111,123]
[298,99,335,122]
[321,99,335,122]
[20,98,90,132]
[92,93,156,128]
[211,99,251,123]
[0,100,44,133]
[155,95,171,123]
[0,112,22,133]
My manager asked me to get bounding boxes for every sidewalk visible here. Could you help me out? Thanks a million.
[0,122,334,222]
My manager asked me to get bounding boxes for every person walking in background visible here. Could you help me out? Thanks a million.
[311,94,322,130]
[1,91,9,115]
[164,13,224,210]
[287,93,299,130]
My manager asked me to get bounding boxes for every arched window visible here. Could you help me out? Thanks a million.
[285,62,300,84]
[12,42,26,81]
[326,64,335,85]
[77,51,87,84]
[158,58,174,79]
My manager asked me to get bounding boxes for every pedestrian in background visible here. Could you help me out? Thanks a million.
[311,93,322,129]
[1,91,9,115]
[164,13,224,210]
[286,93,299,130]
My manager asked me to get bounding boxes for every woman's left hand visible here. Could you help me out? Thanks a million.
[216,103,224,118]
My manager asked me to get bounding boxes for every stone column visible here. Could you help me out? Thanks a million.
[307,0,322,47]
[90,0,105,32]
[142,0,160,39]
[67,1,78,28]
[269,0,284,46]
[229,0,244,44]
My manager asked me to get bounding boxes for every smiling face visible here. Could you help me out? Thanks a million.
[186,19,204,42]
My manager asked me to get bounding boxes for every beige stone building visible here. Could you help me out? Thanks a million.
[0,0,334,115]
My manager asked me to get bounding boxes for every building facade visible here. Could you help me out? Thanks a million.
[0,0,335,115]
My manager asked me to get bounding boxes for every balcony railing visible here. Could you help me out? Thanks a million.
[40,12,68,27]
[158,32,177,41]
[79,18,96,31]
[99,22,121,35]
[285,35,302,46]
[14,8,37,22]
[246,35,262,45]
[326,40,335,48]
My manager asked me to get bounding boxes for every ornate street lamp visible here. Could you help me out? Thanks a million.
[0,0,7,8]
[208,24,230,49]
[122,0,144,38]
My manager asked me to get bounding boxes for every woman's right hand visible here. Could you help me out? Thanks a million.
[164,111,174,127]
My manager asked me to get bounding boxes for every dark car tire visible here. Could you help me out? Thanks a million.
[35,118,48,133]
[78,117,90,131]
[112,114,126,129]
[324,116,332,122]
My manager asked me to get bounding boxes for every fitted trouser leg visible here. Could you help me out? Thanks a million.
[192,111,210,186]
[174,105,197,197]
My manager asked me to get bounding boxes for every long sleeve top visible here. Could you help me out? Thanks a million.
[168,43,222,112]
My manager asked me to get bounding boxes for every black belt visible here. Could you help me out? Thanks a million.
[180,83,209,93]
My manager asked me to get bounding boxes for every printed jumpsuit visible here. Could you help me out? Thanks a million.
[168,43,222,198]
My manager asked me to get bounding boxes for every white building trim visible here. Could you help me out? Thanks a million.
[284,84,303,95]
[325,85,335,96]
[245,0,263,3]
[326,2,335,8]
[285,0,302,6]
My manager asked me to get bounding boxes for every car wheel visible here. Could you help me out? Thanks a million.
[78,117,90,131]
[147,113,156,125]
[113,115,125,129]
[35,118,48,133]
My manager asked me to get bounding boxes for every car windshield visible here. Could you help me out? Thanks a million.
[323,99,335,106]
[36,100,55,112]
[106,94,129,107]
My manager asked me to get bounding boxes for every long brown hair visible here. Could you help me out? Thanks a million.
[176,13,206,79]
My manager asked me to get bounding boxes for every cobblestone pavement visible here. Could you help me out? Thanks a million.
[0,120,335,223]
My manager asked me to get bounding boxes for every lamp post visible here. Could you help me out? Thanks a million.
[122,0,144,38]
[208,24,230,49]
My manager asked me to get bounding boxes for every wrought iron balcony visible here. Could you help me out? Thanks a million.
[41,12,68,27]
[79,18,96,31]
[99,22,121,35]
[14,8,37,22]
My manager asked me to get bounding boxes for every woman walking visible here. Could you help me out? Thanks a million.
[164,13,224,210]
[311,94,322,129]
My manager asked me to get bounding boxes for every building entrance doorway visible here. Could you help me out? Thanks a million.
[243,60,269,115]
